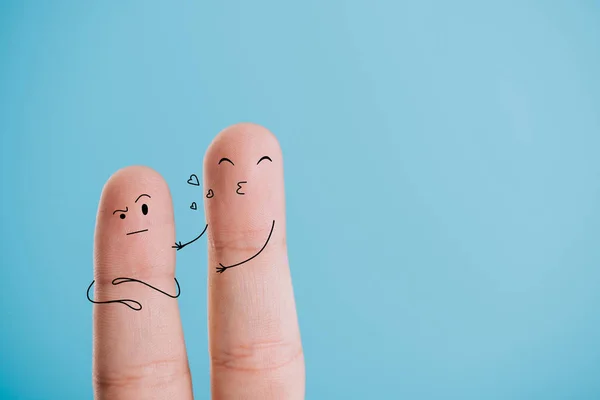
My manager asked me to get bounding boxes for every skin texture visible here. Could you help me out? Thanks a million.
[204,123,305,399]
[92,166,192,400]
[92,123,304,399]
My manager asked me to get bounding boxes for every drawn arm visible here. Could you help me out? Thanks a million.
[87,280,142,311]
[86,277,181,311]
[216,220,275,273]
[172,223,208,251]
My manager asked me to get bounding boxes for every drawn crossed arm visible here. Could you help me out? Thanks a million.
[86,277,181,311]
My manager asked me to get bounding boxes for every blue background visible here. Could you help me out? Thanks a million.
[1,1,599,399]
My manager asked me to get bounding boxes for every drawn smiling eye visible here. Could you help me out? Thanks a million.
[257,156,272,165]
[218,157,235,165]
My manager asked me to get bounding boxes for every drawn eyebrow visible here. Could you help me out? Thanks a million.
[113,206,128,215]
[135,193,151,203]
[218,157,235,165]
[257,155,272,165]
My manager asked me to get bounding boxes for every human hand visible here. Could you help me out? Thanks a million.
[89,123,305,399]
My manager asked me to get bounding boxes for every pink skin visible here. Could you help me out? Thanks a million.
[91,124,304,400]
[92,166,192,400]
[204,123,304,399]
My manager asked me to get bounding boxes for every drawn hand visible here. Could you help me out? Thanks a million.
[215,264,227,274]
[91,124,304,400]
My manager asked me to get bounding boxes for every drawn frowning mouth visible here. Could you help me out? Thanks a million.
[126,229,148,235]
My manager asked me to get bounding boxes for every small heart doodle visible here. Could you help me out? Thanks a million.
[190,202,197,210]
[187,174,199,186]
[206,189,214,198]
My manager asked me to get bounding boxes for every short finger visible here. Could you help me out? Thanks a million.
[92,166,193,400]
[204,124,305,399]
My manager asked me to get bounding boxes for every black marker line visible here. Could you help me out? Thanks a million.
[86,280,142,310]
[218,157,234,165]
[187,174,200,186]
[173,223,208,250]
[217,219,275,274]
[126,229,148,235]
[111,277,181,298]
[257,155,272,164]
[86,277,180,311]
[135,193,151,203]
[236,181,247,195]
[113,206,128,215]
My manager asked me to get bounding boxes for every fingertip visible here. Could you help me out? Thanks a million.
[202,123,285,233]
[92,166,193,398]
[203,122,282,169]
[94,165,176,280]
[100,165,171,206]
[203,124,304,398]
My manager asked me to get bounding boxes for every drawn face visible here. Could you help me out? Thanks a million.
[95,167,176,271]
[212,155,273,197]
[204,128,284,226]
[203,124,286,272]
[112,193,152,236]
[91,166,178,308]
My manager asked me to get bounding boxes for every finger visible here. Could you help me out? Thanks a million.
[203,123,305,399]
[92,166,193,400]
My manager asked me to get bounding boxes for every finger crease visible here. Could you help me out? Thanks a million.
[211,339,303,373]
[94,356,190,391]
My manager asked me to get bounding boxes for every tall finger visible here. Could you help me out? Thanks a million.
[204,124,305,399]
